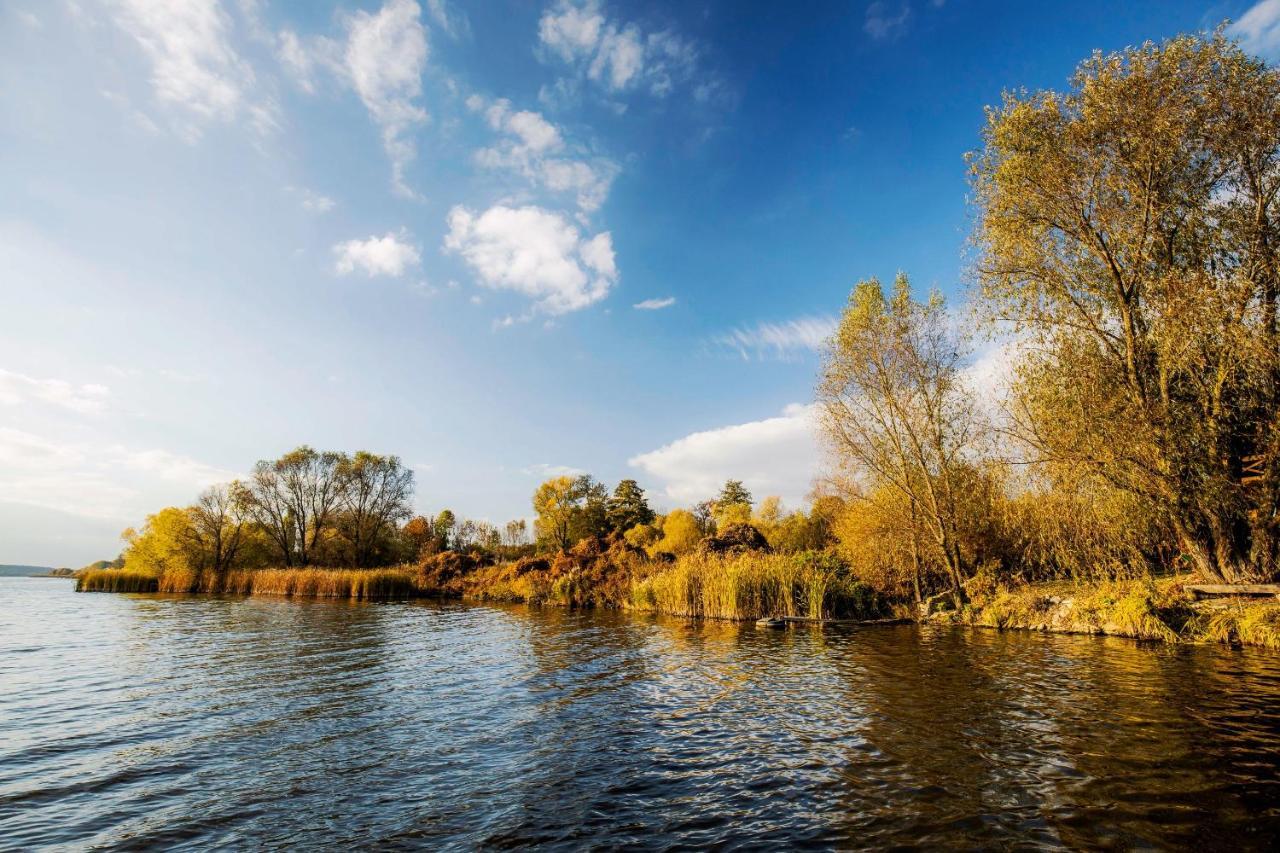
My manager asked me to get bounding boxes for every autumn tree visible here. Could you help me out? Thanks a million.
[654,508,703,556]
[187,483,249,575]
[338,452,414,567]
[971,33,1280,582]
[244,446,348,566]
[121,507,198,575]
[818,274,982,605]
[532,476,586,551]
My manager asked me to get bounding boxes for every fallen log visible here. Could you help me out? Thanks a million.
[1185,583,1280,599]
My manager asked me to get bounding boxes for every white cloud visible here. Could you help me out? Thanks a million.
[333,229,421,277]
[633,296,675,310]
[1230,0,1280,59]
[712,316,837,360]
[537,0,699,98]
[863,1,912,40]
[521,463,585,478]
[470,96,618,213]
[0,368,109,414]
[629,404,820,508]
[425,0,470,40]
[345,0,430,198]
[443,205,617,314]
[0,427,236,521]
[290,186,336,213]
[109,0,276,140]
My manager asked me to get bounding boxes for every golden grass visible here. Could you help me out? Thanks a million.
[76,569,159,593]
[78,565,419,600]
[1197,602,1280,649]
[959,576,1280,647]
[630,552,881,621]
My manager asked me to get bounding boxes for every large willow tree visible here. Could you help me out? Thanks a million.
[972,33,1280,582]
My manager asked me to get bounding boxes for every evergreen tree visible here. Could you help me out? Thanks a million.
[607,479,655,532]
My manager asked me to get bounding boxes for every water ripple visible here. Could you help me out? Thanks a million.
[2,578,1280,850]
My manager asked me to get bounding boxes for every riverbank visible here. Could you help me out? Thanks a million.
[77,556,1280,648]
[939,577,1280,649]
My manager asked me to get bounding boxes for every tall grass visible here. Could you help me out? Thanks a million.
[78,566,419,600]
[630,552,882,621]
[76,569,159,593]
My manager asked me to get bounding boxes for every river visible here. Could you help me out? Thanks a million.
[1,576,1278,850]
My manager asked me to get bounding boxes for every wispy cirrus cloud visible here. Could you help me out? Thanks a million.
[711,316,836,360]
[1230,0,1280,60]
[521,463,584,478]
[634,296,675,310]
[0,427,236,521]
[107,0,279,140]
[277,0,429,198]
[0,368,109,414]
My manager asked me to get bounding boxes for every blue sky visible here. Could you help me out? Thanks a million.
[1,0,1275,566]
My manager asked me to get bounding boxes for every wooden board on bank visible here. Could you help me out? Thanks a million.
[1185,583,1280,599]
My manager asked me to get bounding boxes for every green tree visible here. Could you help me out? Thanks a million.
[716,479,753,509]
[607,479,655,532]
[433,510,457,550]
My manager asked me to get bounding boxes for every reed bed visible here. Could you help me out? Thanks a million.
[630,552,880,621]
[77,566,420,600]
[76,569,160,593]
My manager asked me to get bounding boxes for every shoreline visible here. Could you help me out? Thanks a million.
[73,567,1280,649]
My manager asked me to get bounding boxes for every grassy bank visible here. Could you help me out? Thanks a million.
[944,578,1280,649]
[75,556,1280,648]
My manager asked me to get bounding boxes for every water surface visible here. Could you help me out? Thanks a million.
[2,576,1279,849]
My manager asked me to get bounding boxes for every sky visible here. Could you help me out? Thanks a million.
[2,0,1277,566]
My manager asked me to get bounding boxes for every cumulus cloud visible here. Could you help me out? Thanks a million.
[443,205,617,315]
[469,96,618,214]
[537,0,700,98]
[712,316,837,360]
[633,296,675,310]
[108,0,277,140]
[0,368,109,414]
[1230,0,1280,60]
[333,229,421,277]
[629,404,821,508]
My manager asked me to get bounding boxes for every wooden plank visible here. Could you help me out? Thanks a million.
[1186,583,1280,598]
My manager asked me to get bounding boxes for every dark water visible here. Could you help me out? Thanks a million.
[2,578,1279,850]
